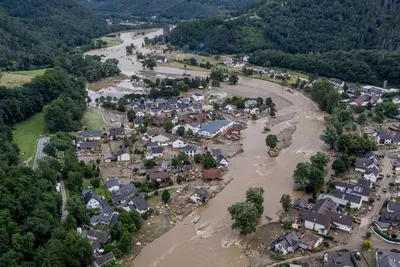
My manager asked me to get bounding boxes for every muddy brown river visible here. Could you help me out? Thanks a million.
[87,30,326,267]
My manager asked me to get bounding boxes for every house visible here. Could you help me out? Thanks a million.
[135,110,145,117]
[379,212,400,226]
[226,128,241,139]
[176,103,188,112]
[108,128,125,139]
[123,196,149,214]
[335,179,371,202]
[328,78,345,88]
[354,158,378,173]
[77,141,101,150]
[198,120,232,138]
[182,145,197,157]
[203,169,222,180]
[376,250,400,267]
[325,210,353,232]
[323,251,352,267]
[210,148,222,157]
[111,184,137,205]
[216,155,229,168]
[393,134,400,146]
[248,106,260,115]
[93,252,116,267]
[163,104,176,113]
[150,107,162,116]
[299,231,323,250]
[148,171,170,186]
[375,130,392,144]
[103,154,116,163]
[147,141,161,149]
[151,146,164,157]
[85,229,109,251]
[196,112,207,122]
[293,199,311,210]
[115,147,130,161]
[323,190,362,210]
[142,130,159,141]
[155,98,167,106]
[82,131,102,141]
[190,188,210,203]
[387,202,400,213]
[363,167,380,183]
[83,191,102,209]
[105,178,120,193]
[91,208,119,227]
[133,117,144,128]
[350,97,366,106]
[151,134,170,144]
[190,103,203,112]
[191,93,204,102]
[301,210,331,233]
[222,103,235,111]
[259,104,271,113]
[269,232,299,255]
[245,99,257,108]
[171,138,186,149]
[229,109,242,118]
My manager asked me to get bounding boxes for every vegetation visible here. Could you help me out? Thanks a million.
[265,134,278,150]
[162,190,171,203]
[280,194,292,212]
[0,69,49,88]
[81,110,104,131]
[169,0,400,85]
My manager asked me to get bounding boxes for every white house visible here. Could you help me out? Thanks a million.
[133,117,143,128]
[299,231,323,251]
[83,192,102,210]
[323,191,362,210]
[375,130,392,144]
[222,103,235,111]
[198,120,232,138]
[171,138,187,149]
[354,158,378,173]
[189,188,210,203]
[182,146,197,157]
[363,168,379,183]
[249,107,260,115]
[301,210,330,233]
[151,146,164,158]
[269,232,299,255]
[216,155,229,168]
[116,148,130,161]
[82,131,102,141]
[105,178,120,193]
[335,180,371,202]
[135,111,145,117]
[191,93,204,102]
[123,196,149,214]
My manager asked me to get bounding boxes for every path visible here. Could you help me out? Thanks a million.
[33,136,50,170]
[60,178,69,222]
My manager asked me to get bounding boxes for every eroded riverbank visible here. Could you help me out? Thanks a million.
[85,29,327,267]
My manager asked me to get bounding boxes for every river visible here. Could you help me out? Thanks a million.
[87,29,326,267]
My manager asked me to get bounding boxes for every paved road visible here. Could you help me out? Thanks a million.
[32,136,50,170]
[60,179,69,222]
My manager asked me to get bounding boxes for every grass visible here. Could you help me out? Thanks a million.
[13,112,45,163]
[0,69,49,88]
[83,180,112,201]
[147,189,175,209]
[96,36,123,47]
[81,109,104,131]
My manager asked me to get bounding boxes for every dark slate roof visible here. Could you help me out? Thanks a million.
[270,231,299,250]
[200,120,231,134]
[363,151,378,160]
[82,131,102,138]
[211,148,222,157]
[380,212,400,224]
[294,199,309,209]
[365,167,379,176]
[388,202,400,213]
[83,191,101,205]
[105,178,120,190]
[325,211,353,227]
[311,198,338,214]
[116,147,130,156]
[182,145,197,152]
[167,98,178,104]
[130,196,149,212]
[335,181,371,197]
[393,134,400,143]
[177,103,187,110]
[79,142,101,150]
[195,188,210,200]
[149,171,169,181]
[98,208,115,223]
[325,251,352,267]
[151,146,163,154]
[301,210,331,226]
[328,190,362,203]
[111,184,137,203]
[109,128,125,136]
[147,141,160,148]
[354,158,374,169]
[376,130,392,140]
[133,117,143,124]
[376,250,400,267]
[86,229,109,249]
[191,103,203,110]
[93,252,115,267]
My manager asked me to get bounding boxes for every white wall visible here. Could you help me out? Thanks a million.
[304,220,326,232]
[118,153,130,161]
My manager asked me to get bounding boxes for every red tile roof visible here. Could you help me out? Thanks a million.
[203,169,222,180]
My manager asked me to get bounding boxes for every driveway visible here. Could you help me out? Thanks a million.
[33,136,50,170]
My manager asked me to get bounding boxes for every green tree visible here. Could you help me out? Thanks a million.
[374,112,384,123]
[194,153,204,163]
[111,221,123,241]
[310,80,340,113]
[202,153,217,169]
[310,152,329,171]
[145,159,156,168]
[210,68,225,82]
[228,202,260,235]
[228,73,239,85]
[171,157,181,167]
[118,231,132,253]
[280,194,292,212]
[265,134,278,149]
[357,113,366,125]
[127,109,136,122]
[309,165,324,193]
[293,162,312,190]
[162,190,170,203]
[245,187,264,215]
[177,126,185,137]
[320,124,338,149]
[236,99,245,109]
[43,143,57,157]
[256,97,263,107]
[336,133,377,154]
[332,158,347,175]
[164,121,174,132]
[362,240,372,249]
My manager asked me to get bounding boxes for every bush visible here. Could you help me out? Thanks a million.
[366,232,372,238]
[317,233,334,241]
[154,190,159,196]
[168,180,174,186]
[323,241,330,248]
[282,221,292,230]
[162,190,170,203]
[362,240,372,249]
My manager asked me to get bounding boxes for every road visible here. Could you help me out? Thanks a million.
[32,136,68,222]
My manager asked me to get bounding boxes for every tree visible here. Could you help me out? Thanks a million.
[332,158,347,174]
[228,73,239,85]
[145,159,156,168]
[236,99,245,109]
[310,152,329,171]
[171,157,181,167]
[265,97,273,106]
[256,97,263,107]
[210,68,225,81]
[228,202,260,235]
[164,121,174,132]
[280,194,292,212]
[194,154,204,163]
[118,231,132,253]
[162,190,170,203]
[265,134,278,149]
[374,112,384,123]
[127,109,136,122]
[111,222,123,241]
[202,153,217,169]
[177,126,185,137]
[142,58,157,70]
[357,113,366,125]
[189,57,197,66]
[293,162,312,190]
[362,240,372,249]
[43,143,57,157]
[336,133,377,154]
[246,187,264,215]
[310,80,340,113]
[309,165,324,193]
[66,171,84,192]
[320,124,338,149]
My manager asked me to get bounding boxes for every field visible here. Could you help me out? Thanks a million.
[81,109,104,131]
[0,69,49,88]
[13,112,45,163]
[97,36,123,47]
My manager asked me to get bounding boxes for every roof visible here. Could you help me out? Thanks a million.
[147,141,160,148]
[111,184,137,203]
[365,167,379,176]
[86,229,109,249]
[376,250,400,267]
[325,211,353,227]
[200,120,231,134]
[327,190,362,204]
[133,117,143,124]
[130,196,149,212]
[151,146,163,154]
[335,181,371,197]
[301,210,331,226]
[364,151,377,159]
[388,202,400,213]
[194,188,210,199]
[82,131,102,138]
[93,252,115,267]
[270,231,299,250]
[109,128,125,136]
[105,178,120,189]
[380,212,400,224]
[177,103,187,109]
[393,134,400,143]
[354,158,375,169]
[191,103,203,110]
[98,208,115,223]
[376,130,392,140]
[311,198,338,214]
[299,231,322,248]
[83,191,101,205]
[116,147,129,156]
[79,141,101,150]
[148,171,169,181]
[146,129,159,137]
[210,148,222,157]
[294,199,309,209]
[151,134,170,143]
[203,169,222,180]
[325,251,352,267]
[182,145,197,152]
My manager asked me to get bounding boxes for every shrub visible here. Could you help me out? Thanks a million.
[168,180,174,186]
[317,233,334,241]
[154,190,159,196]
[282,221,292,230]
[366,232,372,238]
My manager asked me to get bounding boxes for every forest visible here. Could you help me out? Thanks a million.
[169,0,400,85]
[0,0,120,71]
[77,0,255,19]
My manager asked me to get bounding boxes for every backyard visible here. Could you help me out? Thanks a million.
[81,109,105,131]
[13,112,46,163]
[0,69,49,88]
[96,36,123,47]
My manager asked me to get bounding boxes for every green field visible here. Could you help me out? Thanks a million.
[81,109,104,131]
[0,69,49,88]
[13,112,46,163]
[97,36,123,47]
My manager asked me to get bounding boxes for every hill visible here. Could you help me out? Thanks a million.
[169,0,400,85]
[0,0,108,71]
[77,0,255,19]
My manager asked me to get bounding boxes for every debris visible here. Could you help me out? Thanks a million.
[192,214,201,224]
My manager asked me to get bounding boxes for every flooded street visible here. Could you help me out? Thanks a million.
[86,30,326,267]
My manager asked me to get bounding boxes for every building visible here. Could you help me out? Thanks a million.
[148,171,170,187]
[269,232,299,255]
[198,120,232,138]
[123,196,149,214]
[323,190,362,210]
[90,208,119,227]
[83,191,102,209]
[375,130,392,144]
[301,210,331,233]
[387,202,400,213]
[108,128,125,139]
[216,155,229,168]
[133,117,144,128]
[111,184,137,205]
[182,145,197,157]
[363,167,380,183]
[354,158,378,173]
[203,169,222,180]
[151,146,164,157]
[115,147,130,161]
[105,178,120,193]
[335,179,371,202]
[245,99,257,108]
[299,231,323,250]
[85,229,109,252]
[93,252,116,267]
[191,93,204,102]
[77,141,101,150]
[376,250,400,267]
[190,188,210,203]
[171,138,187,149]
[323,251,352,267]
[82,131,102,141]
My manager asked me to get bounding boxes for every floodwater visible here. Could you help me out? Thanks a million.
[86,30,327,267]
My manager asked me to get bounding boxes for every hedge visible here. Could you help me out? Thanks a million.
[317,233,334,241]
[373,226,400,242]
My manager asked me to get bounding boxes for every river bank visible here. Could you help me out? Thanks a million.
[85,29,327,267]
